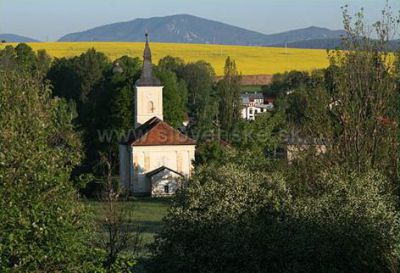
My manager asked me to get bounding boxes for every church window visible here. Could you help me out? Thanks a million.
[148,101,155,113]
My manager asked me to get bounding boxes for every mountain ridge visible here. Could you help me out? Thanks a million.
[58,14,345,47]
[0,34,40,43]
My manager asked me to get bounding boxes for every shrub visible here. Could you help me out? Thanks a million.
[149,165,400,273]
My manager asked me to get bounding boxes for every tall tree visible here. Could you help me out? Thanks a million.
[216,57,242,137]
[182,61,218,139]
[303,7,400,179]
[155,67,188,128]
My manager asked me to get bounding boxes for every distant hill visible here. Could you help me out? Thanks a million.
[264,27,345,46]
[58,14,345,47]
[0,34,40,43]
[273,38,400,50]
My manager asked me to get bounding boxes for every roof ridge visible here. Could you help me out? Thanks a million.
[126,117,196,146]
[128,117,162,145]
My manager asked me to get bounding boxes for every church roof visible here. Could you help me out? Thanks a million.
[136,33,162,87]
[125,117,197,146]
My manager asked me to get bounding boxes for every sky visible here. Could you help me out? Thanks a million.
[1,0,399,41]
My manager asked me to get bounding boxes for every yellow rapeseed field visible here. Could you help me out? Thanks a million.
[0,42,330,75]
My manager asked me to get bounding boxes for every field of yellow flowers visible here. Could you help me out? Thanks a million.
[1,42,330,75]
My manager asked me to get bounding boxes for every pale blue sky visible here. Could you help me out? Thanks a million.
[1,0,399,41]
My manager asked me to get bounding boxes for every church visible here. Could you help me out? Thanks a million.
[119,34,196,197]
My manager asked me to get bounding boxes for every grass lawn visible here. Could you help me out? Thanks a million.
[86,198,171,272]
[86,197,171,255]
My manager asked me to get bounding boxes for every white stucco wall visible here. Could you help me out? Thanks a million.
[129,145,196,194]
[135,86,164,127]
[151,170,183,197]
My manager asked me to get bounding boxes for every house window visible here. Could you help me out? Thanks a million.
[249,109,253,114]
[148,101,155,113]
[164,185,169,194]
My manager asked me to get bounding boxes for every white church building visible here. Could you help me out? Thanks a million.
[119,34,196,197]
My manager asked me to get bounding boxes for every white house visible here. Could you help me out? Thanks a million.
[241,93,274,120]
[119,34,196,196]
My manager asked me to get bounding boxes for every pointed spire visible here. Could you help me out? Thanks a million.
[143,32,152,62]
[136,33,161,86]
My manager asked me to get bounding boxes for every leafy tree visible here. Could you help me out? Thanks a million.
[47,49,119,193]
[0,45,17,71]
[296,7,400,180]
[149,164,400,273]
[75,48,110,104]
[216,57,242,137]
[15,43,37,72]
[0,71,93,271]
[262,70,310,98]
[195,140,229,166]
[89,56,141,173]
[238,111,285,158]
[155,67,188,127]
[35,49,52,78]
[47,56,81,100]
[182,61,218,137]
[0,44,51,78]
[158,56,185,79]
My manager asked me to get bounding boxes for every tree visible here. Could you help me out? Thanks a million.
[0,71,93,271]
[182,61,218,138]
[90,56,141,175]
[93,154,142,273]
[158,56,185,79]
[262,70,310,98]
[15,43,37,72]
[296,7,400,181]
[0,45,17,71]
[155,67,188,127]
[0,44,51,78]
[216,57,242,138]
[47,49,125,194]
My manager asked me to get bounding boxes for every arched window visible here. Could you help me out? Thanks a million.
[148,101,155,113]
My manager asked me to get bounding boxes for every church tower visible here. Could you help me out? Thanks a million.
[135,33,163,128]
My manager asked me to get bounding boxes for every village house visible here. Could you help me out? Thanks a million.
[241,92,274,120]
[119,34,196,197]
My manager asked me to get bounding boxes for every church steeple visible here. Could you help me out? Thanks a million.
[134,33,164,128]
[136,33,161,86]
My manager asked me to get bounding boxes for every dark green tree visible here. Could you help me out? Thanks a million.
[0,45,17,71]
[262,70,310,98]
[182,61,218,139]
[158,56,185,79]
[15,43,37,72]
[216,57,242,137]
[155,67,188,127]
[0,44,51,78]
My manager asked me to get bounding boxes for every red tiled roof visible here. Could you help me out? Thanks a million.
[126,117,197,146]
